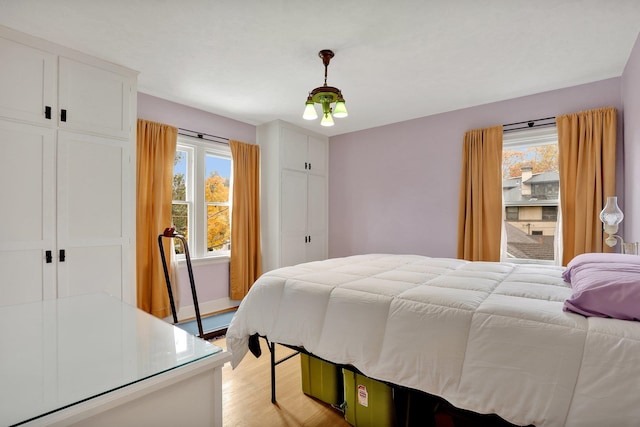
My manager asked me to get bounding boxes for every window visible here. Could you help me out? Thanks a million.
[172,147,192,254]
[502,127,559,262]
[506,206,519,221]
[204,153,231,252]
[542,206,558,221]
[172,136,232,258]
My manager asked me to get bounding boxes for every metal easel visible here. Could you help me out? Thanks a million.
[158,227,205,338]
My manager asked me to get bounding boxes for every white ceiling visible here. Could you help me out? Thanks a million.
[1,0,639,137]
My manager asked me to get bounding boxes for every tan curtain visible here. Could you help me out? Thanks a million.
[136,119,177,317]
[229,140,262,300]
[557,107,617,265]
[457,125,503,261]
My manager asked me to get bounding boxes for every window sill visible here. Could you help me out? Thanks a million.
[176,255,230,267]
[503,257,556,266]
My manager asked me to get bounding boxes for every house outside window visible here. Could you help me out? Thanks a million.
[502,127,559,262]
[172,136,232,258]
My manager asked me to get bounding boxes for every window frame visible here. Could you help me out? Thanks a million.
[174,135,232,260]
[502,126,559,265]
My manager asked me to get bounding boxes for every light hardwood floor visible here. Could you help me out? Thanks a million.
[214,336,351,427]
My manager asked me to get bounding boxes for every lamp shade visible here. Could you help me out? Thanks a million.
[333,100,348,118]
[320,113,334,127]
[600,196,624,228]
[600,196,624,247]
[303,101,318,120]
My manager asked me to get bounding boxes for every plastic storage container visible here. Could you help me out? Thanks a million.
[343,369,395,427]
[300,353,343,406]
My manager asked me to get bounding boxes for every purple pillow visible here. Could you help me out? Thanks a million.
[563,253,640,320]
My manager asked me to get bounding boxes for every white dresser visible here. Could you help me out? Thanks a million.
[0,293,230,427]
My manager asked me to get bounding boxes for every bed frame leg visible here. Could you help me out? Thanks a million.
[269,340,277,403]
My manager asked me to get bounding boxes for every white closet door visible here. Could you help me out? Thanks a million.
[0,120,56,306]
[307,136,328,175]
[0,35,57,125]
[280,127,308,172]
[280,169,308,267]
[56,131,127,299]
[306,173,327,263]
[58,57,131,139]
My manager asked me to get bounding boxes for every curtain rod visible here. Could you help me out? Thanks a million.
[503,116,556,132]
[178,127,229,144]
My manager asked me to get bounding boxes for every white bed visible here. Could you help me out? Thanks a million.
[226,254,640,427]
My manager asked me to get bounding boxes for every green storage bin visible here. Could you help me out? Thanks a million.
[300,353,343,406]
[343,369,395,427]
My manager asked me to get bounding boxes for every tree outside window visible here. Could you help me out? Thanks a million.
[172,140,232,258]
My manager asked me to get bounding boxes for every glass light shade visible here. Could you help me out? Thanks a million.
[302,102,318,120]
[333,100,348,118]
[600,196,623,247]
[320,112,334,127]
[600,196,624,228]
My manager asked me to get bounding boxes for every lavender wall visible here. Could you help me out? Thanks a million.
[329,79,623,259]
[137,92,256,312]
[622,34,640,243]
[137,93,256,144]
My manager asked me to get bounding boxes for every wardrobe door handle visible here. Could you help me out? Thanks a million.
[45,106,52,119]
[61,109,67,122]
[45,250,52,263]
[59,249,66,262]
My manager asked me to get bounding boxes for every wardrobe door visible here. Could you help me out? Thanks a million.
[0,35,57,125]
[56,131,128,299]
[58,57,132,139]
[0,120,56,306]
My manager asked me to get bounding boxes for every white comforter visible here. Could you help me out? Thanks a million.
[226,254,640,427]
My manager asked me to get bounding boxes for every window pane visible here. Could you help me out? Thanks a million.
[205,154,230,203]
[542,206,558,221]
[173,150,188,201]
[207,205,230,251]
[172,203,189,254]
[503,139,558,261]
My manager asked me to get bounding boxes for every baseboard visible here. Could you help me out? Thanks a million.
[176,297,240,321]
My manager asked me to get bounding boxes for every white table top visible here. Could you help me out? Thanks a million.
[0,293,224,426]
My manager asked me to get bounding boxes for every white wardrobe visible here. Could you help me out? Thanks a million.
[258,120,328,272]
[0,26,137,306]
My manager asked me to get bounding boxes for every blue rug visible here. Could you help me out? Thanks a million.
[175,309,236,338]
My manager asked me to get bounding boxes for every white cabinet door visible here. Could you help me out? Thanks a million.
[0,36,56,125]
[307,136,327,175]
[58,57,132,139]
[0,120,56,306]
[306,173,327,263]
[281,127,308,172]
[56,131,128,299]
[280,169,308,267]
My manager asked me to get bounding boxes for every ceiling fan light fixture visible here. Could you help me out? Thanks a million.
[302,49,347,126]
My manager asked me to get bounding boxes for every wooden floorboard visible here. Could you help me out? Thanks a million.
[214,336,351,427]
